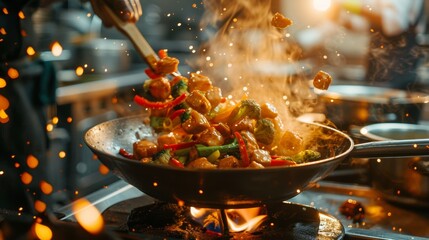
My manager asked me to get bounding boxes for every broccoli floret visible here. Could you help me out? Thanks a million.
[180,109,191,122]
[275,149,321,164]
[152,149,172,165]
[171,79,188,98]
[254,118,275,145]
[227,99,261,124]
[291,150,321,163]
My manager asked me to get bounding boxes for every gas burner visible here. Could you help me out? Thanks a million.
[102,195,345,239]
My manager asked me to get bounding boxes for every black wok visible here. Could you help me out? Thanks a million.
[84,115,429,208]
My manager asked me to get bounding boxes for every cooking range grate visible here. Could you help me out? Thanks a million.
[101,195,344,240]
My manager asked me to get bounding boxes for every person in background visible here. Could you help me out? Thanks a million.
[339,0,425,91]
[0,0,142,214]
[297,0,426,122]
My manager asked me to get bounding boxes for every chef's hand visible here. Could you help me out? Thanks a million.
[89,0,143,27]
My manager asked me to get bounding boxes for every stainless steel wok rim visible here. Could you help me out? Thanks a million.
[84,116,355,173]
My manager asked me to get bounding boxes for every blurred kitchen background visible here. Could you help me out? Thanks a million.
[29,0,429,205]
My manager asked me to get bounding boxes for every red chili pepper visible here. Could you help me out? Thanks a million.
[158,49,168,59]
[169,108,186,120]
[119,148,134,159]
[169,158,184,168]
[134,93,187,109]
[164,141,197,151]
[234,131,250,167]
[144,68,162,79]
[270,159,297,167]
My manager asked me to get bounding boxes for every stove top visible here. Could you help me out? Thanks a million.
[56,180,429,240]
[102,195,344,239]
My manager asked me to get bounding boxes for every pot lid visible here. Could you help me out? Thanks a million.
[360,123,429,141]
[319,85,429,104]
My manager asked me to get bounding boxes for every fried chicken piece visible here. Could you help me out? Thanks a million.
[133,139,158,160]
[271,12,292,29]
[148,77,171,100]
[156,56,179,75]
[313,70,332,90]
[187,157,217,169]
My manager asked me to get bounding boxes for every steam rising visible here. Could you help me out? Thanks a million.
[194,0,318,120]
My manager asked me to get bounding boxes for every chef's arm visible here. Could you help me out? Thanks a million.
[39,0,142,27]
[89,0,142,27]
[336,0,382,29]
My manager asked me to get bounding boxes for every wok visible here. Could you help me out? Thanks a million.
[84,115,429,208]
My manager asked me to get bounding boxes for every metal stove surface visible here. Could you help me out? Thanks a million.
[56,180,429,240]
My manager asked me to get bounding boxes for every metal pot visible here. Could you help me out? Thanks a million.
[318,85,429,131]
[360,123,429,208]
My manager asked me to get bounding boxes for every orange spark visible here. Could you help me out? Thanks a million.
[21,172,33,185]
[34,200,47,213]
[18,11,25,19]
[50,42,63,57]
[72,198,105,234]
[75,66,84,76]
[40,181,53,195]
[58,151,66,159]
[33,222,53,240]
[26,46,36,56]
[7,68,19,79]
[99,164,109,175]
[26,155,39,169]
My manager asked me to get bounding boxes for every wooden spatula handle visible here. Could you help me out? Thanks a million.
[100,3,159,71]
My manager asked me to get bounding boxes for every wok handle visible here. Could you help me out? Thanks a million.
[351,139,429,158]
